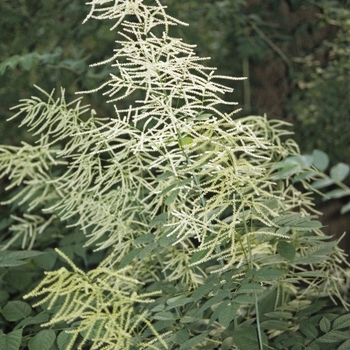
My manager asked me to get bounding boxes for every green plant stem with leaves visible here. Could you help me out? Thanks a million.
[0,1,350,349]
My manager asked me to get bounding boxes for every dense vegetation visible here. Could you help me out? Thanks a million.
[0,1,350,349]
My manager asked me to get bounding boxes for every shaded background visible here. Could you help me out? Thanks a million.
[1,0,349,252]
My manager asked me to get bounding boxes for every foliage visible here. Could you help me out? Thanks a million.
[0,0,350,349]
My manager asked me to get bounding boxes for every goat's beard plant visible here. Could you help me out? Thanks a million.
[1,0,349,349]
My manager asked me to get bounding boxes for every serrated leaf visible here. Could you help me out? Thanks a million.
[178,331,209,350]
[277,241,295,261]
[333,314,350,330]
[317,330,350,343]
[2,301,31,322]
[28,330,56,350]
[330,163,350,182]
[299,322,318,339]
[298,300,327,317]
[319,317,331,333]
[231,327,267,350]
[0,250,44,260]
[0,259,26,267]
[312,149,329,171]
[218,302,239,328]
[0,329,22,350]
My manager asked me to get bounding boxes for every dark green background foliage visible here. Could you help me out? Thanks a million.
[1,0,350,162]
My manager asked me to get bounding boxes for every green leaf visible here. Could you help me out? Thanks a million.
[0,291,9,303]
[330,163,350,182]
[339,339,350,350]
[191,281,216,300]
[166,297,194,310]
[324,188,350,200]
[57,331,76,350]
[259,320,289,331]
[165,189,180,205]
[134,234,155,245]
[319,317,331,333]
[0,329,22,350]
[0,250,44,260]
[312,178,334,189]
[208,299,231,327]
[0,250,45,267]
[179,332,209,350]
[0,259,26,267]
[197,292,228,314]
[277,241,296,261]
[253,267,285,282]
[333,314,350,330]
[218,302,239,328]
[221,337,234,350]
[232,294,255,304]
[2,301,31,322]
[153,311,176,321]
[264,311,293,319]
[173,330,189,345]
[33,249,57,270]
[149,212,169,227]
[117,248,143,269]
[138,241,157,260]
[190,248,210,265]
[14,313,50,330]
[300,322,318,339]
[298,300,327,317]
[312,149,329,171]
[19,54,34,71]
[305,344,320,350]
[236,283,262,293]
[180,309,202,324]
[28,330,56,350]
[231,327,267,350]
[317,330,350,343]
[341,201,350,214]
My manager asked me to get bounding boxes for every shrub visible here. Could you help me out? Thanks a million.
[0,1,349,349]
